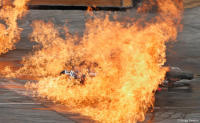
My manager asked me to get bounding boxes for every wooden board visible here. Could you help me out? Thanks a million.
[28,0,133,7]
[184,0,200,8]
[1,0,200,9]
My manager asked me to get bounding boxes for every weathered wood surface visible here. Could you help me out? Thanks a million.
[29,0,133,7]
[0,0,132,8]
[27,0,200,8]
[1,0,200,9]
[184,0,200,8]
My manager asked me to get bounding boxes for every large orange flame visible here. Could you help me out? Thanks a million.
[0,0,29,55]
[7,0,183,122]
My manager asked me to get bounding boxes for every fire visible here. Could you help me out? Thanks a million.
[6,0,183,122]
[0,0,29,55]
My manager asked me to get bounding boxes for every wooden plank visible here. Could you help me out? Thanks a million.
[184,0,200,8]
[28,0,123,7]
[1,0,199,9]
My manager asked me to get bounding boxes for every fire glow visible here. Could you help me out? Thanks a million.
[0,0,29,55]
[1,0,183,122]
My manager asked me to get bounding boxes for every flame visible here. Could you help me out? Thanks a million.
[9,0,183,122]
[0,0,29,55]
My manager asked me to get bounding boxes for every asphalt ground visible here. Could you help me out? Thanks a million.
[0,5,200,123]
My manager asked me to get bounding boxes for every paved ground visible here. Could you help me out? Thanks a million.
[0,5,200,123]
[0,79,76,123]
[152,6,200,123]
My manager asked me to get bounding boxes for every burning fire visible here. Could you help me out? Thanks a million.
[0,0,29,55]
[3,0,183,122]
